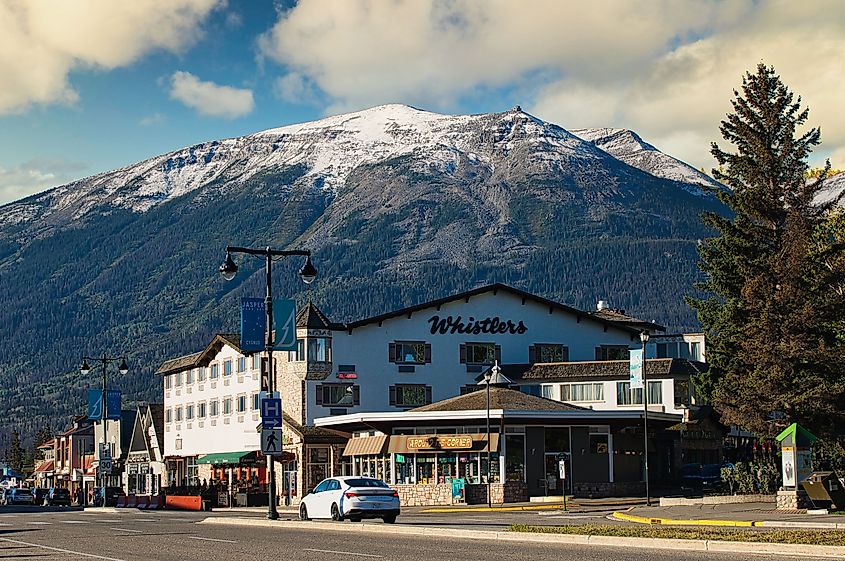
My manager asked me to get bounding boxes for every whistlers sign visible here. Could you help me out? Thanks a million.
[427,315,528,335]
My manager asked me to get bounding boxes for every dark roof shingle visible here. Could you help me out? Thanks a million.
[412,387,585,412]
[518,358,705,382]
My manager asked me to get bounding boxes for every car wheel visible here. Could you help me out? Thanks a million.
[330,503,343,522]
[383,515,397,524]
[299,503,310,521]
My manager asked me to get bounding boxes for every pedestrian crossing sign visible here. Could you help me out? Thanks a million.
[261,428,283,456]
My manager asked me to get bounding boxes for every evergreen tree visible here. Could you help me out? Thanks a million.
[3,429,24,472]
[689,63,845,437]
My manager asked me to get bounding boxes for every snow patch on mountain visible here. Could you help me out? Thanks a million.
[814,171,845,208]
[572,127,721,195]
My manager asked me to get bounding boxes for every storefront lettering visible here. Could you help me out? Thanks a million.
[427,315,528,335]
[407,435,474,450]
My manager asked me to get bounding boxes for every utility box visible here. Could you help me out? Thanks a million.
[801,471,845,511]
[775,423,817,490]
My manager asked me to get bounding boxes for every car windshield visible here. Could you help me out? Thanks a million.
[345,478,389,488]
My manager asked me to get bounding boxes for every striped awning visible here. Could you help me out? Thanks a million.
[342,435,389,457]
[387,433,499,454]
[34,460,54,473]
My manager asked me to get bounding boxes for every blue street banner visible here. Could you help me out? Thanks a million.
[88,389,122,420]
[273,299,297,351]
[240,298,265,351]
[629,348,644,390]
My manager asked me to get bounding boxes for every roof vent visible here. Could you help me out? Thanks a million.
[597,300,609,311]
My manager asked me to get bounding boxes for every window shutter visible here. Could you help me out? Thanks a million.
[315,385,323,405]
[425,386,432,405]
[595,347,602,361]
[495,345,502,363]
[326,338,333,362]
[424,344,432,364]
[389,386,396,406]
[388,342,396,363]
[352,385,360,406]
[459,344,467,364]
[528,345,536,364]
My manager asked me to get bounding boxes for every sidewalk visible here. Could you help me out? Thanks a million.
[422,497,647,513]
[613,502,845,529]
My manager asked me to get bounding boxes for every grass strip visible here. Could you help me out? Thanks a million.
[509,524,845,546]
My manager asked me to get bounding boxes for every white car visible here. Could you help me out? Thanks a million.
[299,477,400,523]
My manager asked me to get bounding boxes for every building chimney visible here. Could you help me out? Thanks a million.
[597,300,609,311]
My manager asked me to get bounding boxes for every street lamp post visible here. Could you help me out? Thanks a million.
[640,330,651,507]
[478,361,511,508]
[80,355,128,507]
[219,246,317,520]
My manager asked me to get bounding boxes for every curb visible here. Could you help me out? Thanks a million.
[612,510,845,530]
[199,517,845,558]
[422,504,568,513]
[612,511,756,527]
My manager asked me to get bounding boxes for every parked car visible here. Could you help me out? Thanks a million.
[92,487,125,507]
[5,487,34,505]
[299,477,400,523]
[681,463,728,495]
[43,487,72,507]
[31,487,47,505]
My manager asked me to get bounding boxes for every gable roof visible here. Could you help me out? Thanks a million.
[344,283,655,335]
[589,308,665,332]
[411,387,585,413]
[155,333,245,375]
[297,301,340,329]
[517,358,705,382]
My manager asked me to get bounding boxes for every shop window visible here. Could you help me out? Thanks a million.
[389,384,432,407]
[389,341,431,364]
[307,447,331,490]
[237,395,247,413]
[186,457,199,486]
[316,384,359,407]
[198,402,206,419]
[560,383,604,402]
[545,427,570,453]
[238,357,246,373]
[308,338,332,362]
[505,434,525,482]
[210,363,219,379]
[529,344,569,363]
[595,345,630,361]
[223,359,233,376]
[460,342,499,365]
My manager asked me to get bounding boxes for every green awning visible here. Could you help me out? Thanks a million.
[197,451,256,465]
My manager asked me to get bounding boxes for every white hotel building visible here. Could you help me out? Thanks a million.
[158,284,705,503]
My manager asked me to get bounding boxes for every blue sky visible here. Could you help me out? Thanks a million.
[1,0,843,205]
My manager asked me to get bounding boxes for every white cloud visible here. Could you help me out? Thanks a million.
[168,71,254,119]
[273,72,320,105]
[0,160,88,205]
[260,0,845,169]
[0,0,223,114]
[139,112,166,126]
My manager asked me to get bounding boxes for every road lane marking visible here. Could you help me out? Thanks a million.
[0,537,127,561]
[28,521,51,525]
[110,527,144,533]
[62,520,90,524]
[303,548,381,558]
[188,536,237,543]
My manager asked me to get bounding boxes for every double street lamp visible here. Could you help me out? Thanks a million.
[80,355,128,507]
[478,361,512,508]
[219,245,317,520]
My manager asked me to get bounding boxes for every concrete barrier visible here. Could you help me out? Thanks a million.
[165,495,204,511]
[659,494,775,507]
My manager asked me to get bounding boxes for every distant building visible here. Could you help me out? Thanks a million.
[124,404,165,496]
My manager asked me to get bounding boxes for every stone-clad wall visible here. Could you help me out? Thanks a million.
[465,482,528,504]
[573,481,645,498]
[393,483,453,506]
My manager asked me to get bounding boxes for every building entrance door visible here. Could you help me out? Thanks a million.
[544,453,570,495]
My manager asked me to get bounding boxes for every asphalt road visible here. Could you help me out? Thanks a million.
[0,506,830,561]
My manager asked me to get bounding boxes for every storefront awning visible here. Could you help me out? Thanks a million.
[388,433,499,454]
[197,451,257,465]
[342,435,388,457]
[34,460,54,473]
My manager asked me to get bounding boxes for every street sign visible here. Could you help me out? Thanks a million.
[558,459,567,480]
[99,460,112,474]
[261,397,283,429]
[100,443,112,461]
[240,298,266,351]
[87,390,122,420]
[261,428,283,455]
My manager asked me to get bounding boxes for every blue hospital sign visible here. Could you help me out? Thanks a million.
[261,397,282,429]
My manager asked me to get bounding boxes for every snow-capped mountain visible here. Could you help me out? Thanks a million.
[0,104,726,439]
[572,127,722,194]
[815,171,845,208]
